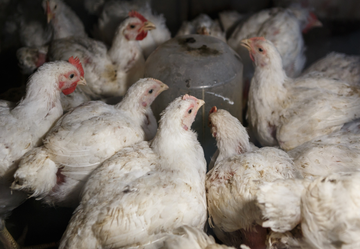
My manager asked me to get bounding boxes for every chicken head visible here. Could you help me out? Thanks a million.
[124,11,156,41]
[180,95,205,131]
[58,56,86,95]
[43,0,63,23]
[241,37,280,68]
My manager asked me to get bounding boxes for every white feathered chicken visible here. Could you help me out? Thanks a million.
[0,58,85,247]
[12,78,167,208]
[206,107,300,249]
[17,0,87,74]
[176,14,226,42]
[302,52,360,86]
[94,0,171,58]
[161,225,235,249]
[242,37,360,150]
[59,94,206,249]
[256,119,360,234]
[228,7,321,77]
[47,11,155,100]
[301,172,360,249]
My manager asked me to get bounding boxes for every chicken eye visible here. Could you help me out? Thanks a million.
[188,109,192,114]
[130,24,135,29]
[148,89,153,94]
[69,74,74,79]
[258,48,263,52]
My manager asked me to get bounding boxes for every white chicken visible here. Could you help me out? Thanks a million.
[0,58,86,247]
[257,119,360,234]
[176,14,226,42]
[47,11,156,100]
[161,225,235,249]
[242,37,360,150]
[302,52,360,86]
[301,172,360,249]
[59,94,207,249]
[94,0,171,58]
[206,107,300,249]
[17,0,87,73]
[15,0,91,110]
[11,78,168,208]
[228,7,321,77]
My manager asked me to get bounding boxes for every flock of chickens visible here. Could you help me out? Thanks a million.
[1,0,360,249]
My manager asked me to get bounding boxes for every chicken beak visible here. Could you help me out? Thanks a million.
[312,19,323,28]
[46,1,54,23]
[160,83,169,92]
[77,76,87,85]
[143,21,156,31]
[196,99,205,110]
[241,39,252,51]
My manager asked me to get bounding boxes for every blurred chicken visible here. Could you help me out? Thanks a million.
[0,58,85,248]
[47,11,155,100]
[242,37,360,150]
[94,0,171,58]
[228,7,321,78]
[176,14,226,42]
[59,95,206,249]
[302,52,360,86]
[17,0,87,73]
[206,107,300,249]
[161,226,235,249]
[12,78,167,208]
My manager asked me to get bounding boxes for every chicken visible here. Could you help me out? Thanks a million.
[47,11,156,100]
[206,107,300,249]
[44,0,86,40]
[161,225,235,249]
[16,0,91,110]
[228,7,321,77]
[94,0,171,58]
[302,52,360,86]
[242,37,360,150]
[12,78,167,207]
[301,172,360,249]
[176,14,226,42]
[17,0,87,73]
[59,94,206,249]
[288,118,360,177]
[0,58,86,248]
[256,119,360,234]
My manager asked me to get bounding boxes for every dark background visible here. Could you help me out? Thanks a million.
[1,0,360,247]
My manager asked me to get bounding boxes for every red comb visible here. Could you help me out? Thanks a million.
[68,56,84,77]
[128,11,147,23]
[46,1,51,14]
[182,94,198,101]
[209,106,217,114]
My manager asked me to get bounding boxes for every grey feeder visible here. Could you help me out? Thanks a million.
[145,34,243,165]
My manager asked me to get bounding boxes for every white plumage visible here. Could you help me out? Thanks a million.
[12,78,167,207]
[302,52,360,86]
[228,7,311,77]
[59,95,207,249]
[0,60,85,233]
[94,0,171,58]
[206,108,300,248]
[302,172,360,249]
[161,226,235,249]
[47,12,155,100]
[242,37,360,150]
